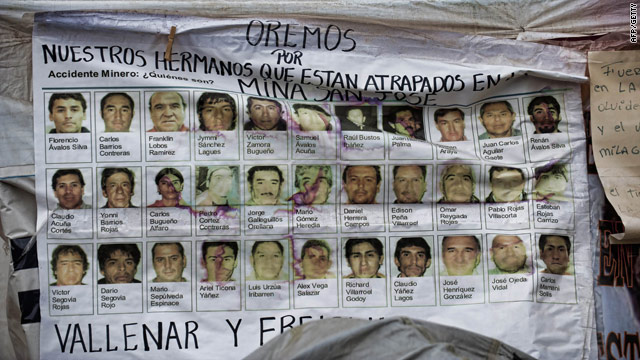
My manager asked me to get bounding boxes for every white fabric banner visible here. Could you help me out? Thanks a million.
[33,12,593,359]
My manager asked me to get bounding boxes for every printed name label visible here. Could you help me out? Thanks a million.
[244,132,288,160]
[293,205,337,234]
[479,137,525,163]
[148,283,192,312]
[389,205,433,232]
[536,274,577,304]
[146,208,192,237]
[343,278,386,307]
[196,132,239,160]
[293,280,338,308]
[440,276,484,305]
[197,206,240,236]
[435,141,475,160]
[485,202,530,230]
[391,277,436,307]
[97,284,142,314]
[97,208,142,238]
[50,286,92,315]
[437,204,481,230]
[293,132,337,159]
[341,205,385,233]
[245,280,290,310]
[488,274,534,302]
[534,201,575,230]
[245,206,290,235]
[48,209,93,239]
[341,131,384,160]
[147,133,190,161]
[97,134,141,162]
[388,135,433,160]
[46,134,92,163]
[528,134,570,162]
[197,282,241,311]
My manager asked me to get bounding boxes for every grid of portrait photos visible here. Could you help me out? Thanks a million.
[43,89,579,317]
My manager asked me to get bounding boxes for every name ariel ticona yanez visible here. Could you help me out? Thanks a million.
[41,20,511,104]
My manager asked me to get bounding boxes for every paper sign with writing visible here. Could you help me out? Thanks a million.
[589,50,640,243]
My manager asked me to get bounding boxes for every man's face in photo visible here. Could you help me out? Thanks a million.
[297,167,331,205]
[393,166,426,204]
[50,98,86,133]
[530,102,560,134]
[541,236,570,275]
[150,92,185,132]
[103,171,133,208]
[301,246,332,279]
[153,244,186,282]
[480,102,515,138]
[251,242,284,280]
[441,166,474,203]
[435,110,465,141]
[345,166,380,204]
[535,171,567,198]
[346,108,366,126]
[54,174,85,209]
[205,245,237,282]
[55,252,85,286]
[249,99,281,130]
[157,174,184,202]
[348,242,383,278]
[491,236,527,273]
[393,110,420,134]
[250,170,282,205]
[101,249,137,284]
[490,169,525,202]
[395,245,430,277]
[442,236,480,276]
[202,99,234,131]
[296,108,328,131]
[208,168,233,205]
[102,94,133,132]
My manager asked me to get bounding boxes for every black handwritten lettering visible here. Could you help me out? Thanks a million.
[259,317,276,346]
[226,319,242,347]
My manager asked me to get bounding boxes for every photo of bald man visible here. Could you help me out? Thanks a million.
[489,235,530,275]
[147,91,188,132]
